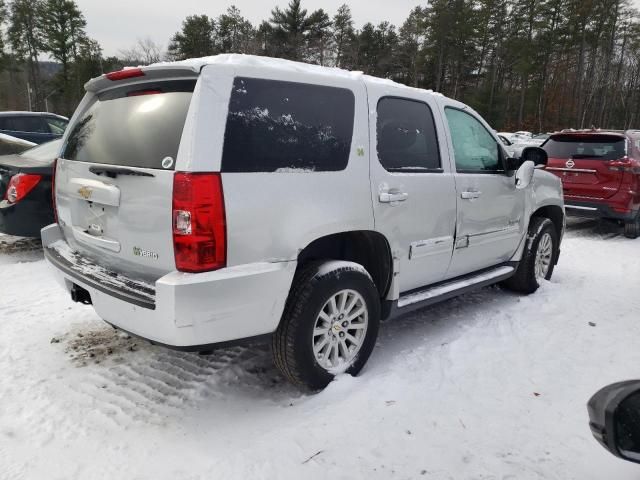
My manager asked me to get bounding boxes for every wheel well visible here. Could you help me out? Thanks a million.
[531,205,564,238]
[297,231,393,299]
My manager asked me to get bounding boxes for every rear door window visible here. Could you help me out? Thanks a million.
[222,77,355,172]
[62,80,195,170]
[376,97,441,172]
[544,135,626,160]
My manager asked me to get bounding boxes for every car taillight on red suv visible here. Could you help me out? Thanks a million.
[4,173,41,204]
[606,157,640,173]
[172,172,226,273]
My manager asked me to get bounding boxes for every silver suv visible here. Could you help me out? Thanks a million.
[43,55,564,390]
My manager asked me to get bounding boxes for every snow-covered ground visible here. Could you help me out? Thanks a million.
[1,219,639,479]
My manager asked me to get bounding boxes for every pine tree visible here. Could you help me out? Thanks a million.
[269,0,312,60]
[332,4,356,69]
[398,7,427,86]
[306,9,332,65]
[8,0,44,109]
[0,0,6,59]
[217,6,255,54]
[167,15,216,60]
[40,0,87,106]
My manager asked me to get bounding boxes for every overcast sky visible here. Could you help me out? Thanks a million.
[81,0,423,56]
[82,0,640,57]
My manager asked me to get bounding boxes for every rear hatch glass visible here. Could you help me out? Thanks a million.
[544,134,626,199]
[64,80,195,170]
[56,80,196,281]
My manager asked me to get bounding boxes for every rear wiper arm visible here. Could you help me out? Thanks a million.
[89,166,155,178]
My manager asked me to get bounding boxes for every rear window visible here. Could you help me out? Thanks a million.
[544,135,626,160]
[0,116,49,133]
[62,80,195,170]
[222,77,355,173]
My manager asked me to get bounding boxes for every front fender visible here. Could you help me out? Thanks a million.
[511,169,565,262]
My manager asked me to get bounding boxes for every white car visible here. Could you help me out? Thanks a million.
[42,55,565,390]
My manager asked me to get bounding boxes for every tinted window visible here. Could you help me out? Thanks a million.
[222,77,355,172]
[376,98,441,172]
[45,117,68,135]
[18,116,49,133]
[445,108,501,172]
[543,135,625,160]
[62,81,195,170]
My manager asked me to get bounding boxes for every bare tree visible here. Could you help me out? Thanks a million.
[119,37,163,65]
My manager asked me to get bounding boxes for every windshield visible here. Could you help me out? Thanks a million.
[544,135,626,160]
[20,139,62,160]
[62,80,195,170]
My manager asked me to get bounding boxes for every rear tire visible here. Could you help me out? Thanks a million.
[624,213,640,239]
[502,217,558,294]
[272,261,380,390]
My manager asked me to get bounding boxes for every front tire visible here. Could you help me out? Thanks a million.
[272,261,380,390]
[502,217,558,294]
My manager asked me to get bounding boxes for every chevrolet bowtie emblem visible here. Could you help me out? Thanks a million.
[78,186,93,199]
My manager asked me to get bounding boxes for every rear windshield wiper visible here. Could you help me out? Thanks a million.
[89,166,155,178]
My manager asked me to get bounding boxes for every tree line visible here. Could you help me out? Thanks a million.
[0,0,639,131]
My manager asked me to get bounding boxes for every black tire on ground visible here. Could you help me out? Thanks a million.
[272,261,381,390]
[624,213,640,239]
[501,217,559,294]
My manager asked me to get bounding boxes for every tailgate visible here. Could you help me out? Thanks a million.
[545,134,626,199]
[56,78,196,282]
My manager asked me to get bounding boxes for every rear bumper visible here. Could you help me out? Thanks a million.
[42,224,296,349]
[564,198,638,221]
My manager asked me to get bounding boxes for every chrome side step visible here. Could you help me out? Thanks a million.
[397,265,515,309]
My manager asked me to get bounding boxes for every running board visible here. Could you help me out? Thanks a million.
[397,265,515,310]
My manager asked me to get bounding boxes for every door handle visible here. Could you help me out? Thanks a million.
[379,191,409,203]
[460,190,482,200]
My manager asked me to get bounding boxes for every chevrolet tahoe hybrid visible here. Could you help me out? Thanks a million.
[42,55,565,390]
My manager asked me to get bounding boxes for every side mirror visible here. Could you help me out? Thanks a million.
[521,146,548,167]
[588,380,640,464]
[504,157,524,171]
[515,160,535,189]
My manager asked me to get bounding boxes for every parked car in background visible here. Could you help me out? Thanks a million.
[529,133,550,146]
[510,133,552,158]
[0,139,60,237]
[0,112,69,144]
[514,131,533,140]
[543,130,640,238]
[0,133,35,155]
[42,55,564,390]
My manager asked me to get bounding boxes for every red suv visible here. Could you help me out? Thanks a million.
[543,130,640,238]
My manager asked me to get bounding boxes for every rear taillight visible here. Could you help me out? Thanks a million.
[105,68,145,81]
[172,172,226,273]
[4,173,41,204]
[607,157,634,172]
[51,158,58,223]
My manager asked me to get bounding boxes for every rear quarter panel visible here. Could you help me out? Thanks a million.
[188,64,374,267]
